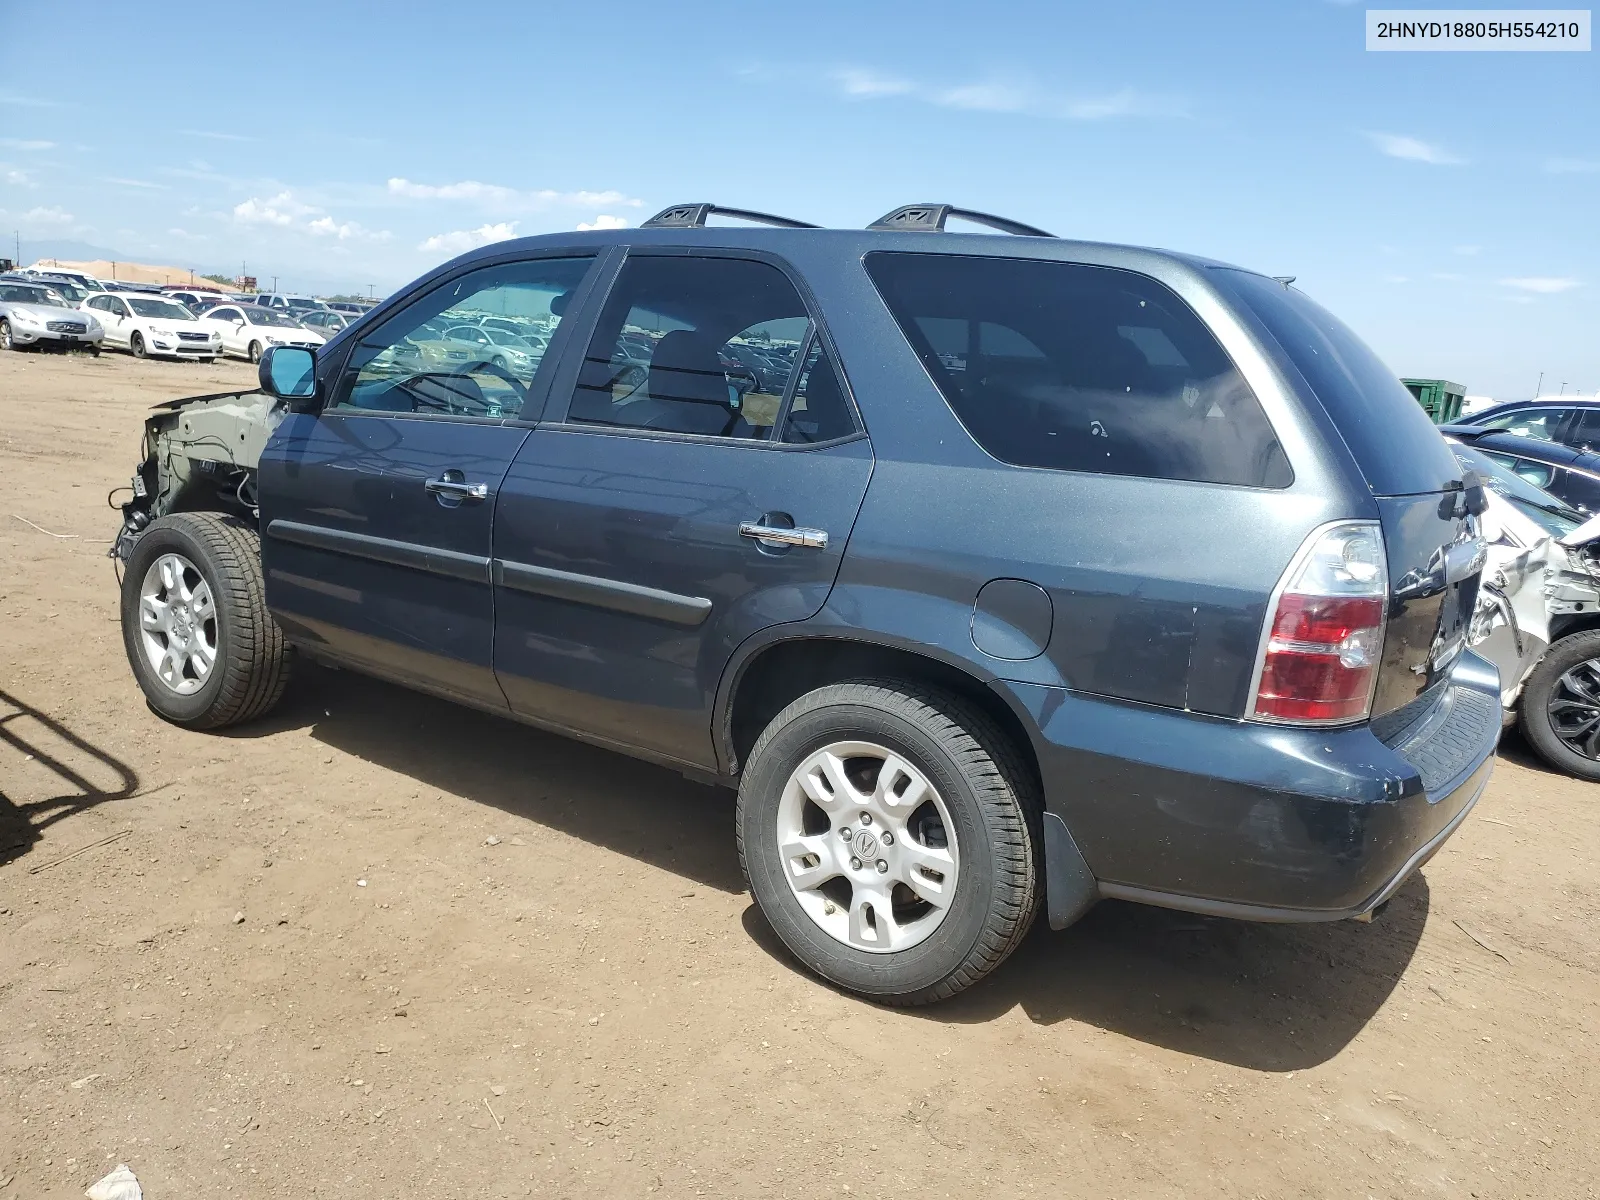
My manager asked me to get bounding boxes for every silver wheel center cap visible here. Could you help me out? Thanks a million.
[852,830,879,860]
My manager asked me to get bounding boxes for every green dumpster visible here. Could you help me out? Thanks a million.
[1402,378,1466,424]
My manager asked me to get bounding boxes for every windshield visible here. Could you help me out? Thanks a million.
[0,284,61,306]
[128,298,195,321]
[41,280,87,302]
[247,307,306,328]
[1449,441,1583,536]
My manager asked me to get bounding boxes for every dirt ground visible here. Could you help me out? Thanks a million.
[1,348,1597,1200]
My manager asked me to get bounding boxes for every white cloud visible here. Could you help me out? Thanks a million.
[832,68,915,99]
[1453,244,1481,256]
[232,190,389,241]
[1431,272,1465,282]
[181,129,255,142]
[308,215,389,241]
[821,66,1183,120]
[387,178,643,211]
[105,177,165,190]
[21,205,73,225]
[577,215,628,231]
[167,227,209,241]
[4,168,34,186]
[0,138,54,151]
[1499,276,1582,294]
[1383,274,1410,284]
[233,191,312,226]
[1545,157,1600,175]
[1365,132,1464,165]
[418,221,520,254]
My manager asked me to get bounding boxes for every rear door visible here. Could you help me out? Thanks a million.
[257,253,596,708]
[491,250,872,768]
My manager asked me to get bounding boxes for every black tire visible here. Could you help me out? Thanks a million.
[130,331,147,359]
[0,319,13,351]
[120,512,292,729]
[201,357,216,364]
[247,340,263,364]
[1519,630,1600,782]
[738,679,1042,1005]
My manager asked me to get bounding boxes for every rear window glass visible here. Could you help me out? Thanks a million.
[865,253,1290,488]
[1218,269,1462,496]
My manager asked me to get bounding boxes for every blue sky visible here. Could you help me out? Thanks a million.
[1,0,1594,397]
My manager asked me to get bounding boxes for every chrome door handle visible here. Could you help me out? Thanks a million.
[740,522,829,550]
[425,476,489,502]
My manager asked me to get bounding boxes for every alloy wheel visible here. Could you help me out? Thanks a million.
[137,552,218,696]
[775,740,960,953]
[1546,658,1600,759]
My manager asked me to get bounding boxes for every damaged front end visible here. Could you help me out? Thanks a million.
[1468,486,1600,714]
[111,390,288,562]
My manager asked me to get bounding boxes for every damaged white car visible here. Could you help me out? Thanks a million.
[1453,439,1600,780]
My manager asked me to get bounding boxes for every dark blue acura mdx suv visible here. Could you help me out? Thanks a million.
[113,202,1500,1005]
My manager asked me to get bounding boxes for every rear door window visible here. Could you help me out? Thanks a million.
[866,252,1290,487]
[565,255,842,442]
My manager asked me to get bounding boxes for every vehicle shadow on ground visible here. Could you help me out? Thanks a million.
[743,876,1431,1072]
[235,665,1425,1069]
[0,688,142,870]
[231,663,744,893]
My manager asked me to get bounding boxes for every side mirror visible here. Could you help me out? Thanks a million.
[259,345,317,401]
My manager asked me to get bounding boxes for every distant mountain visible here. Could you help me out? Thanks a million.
[14,238,139,266]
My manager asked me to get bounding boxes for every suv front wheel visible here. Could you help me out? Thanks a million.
[738,680,1042,1005]
[120,512,292,729]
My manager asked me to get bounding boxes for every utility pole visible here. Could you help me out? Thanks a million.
[1560,382,1569,395]
[12,230,18,265]
[1535,371,1544,398]
[368,283,375,300]
[272,275,279,294]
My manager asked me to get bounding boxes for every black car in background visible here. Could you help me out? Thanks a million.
[1441,424,1600,514]
[111,202,1499,1005]
[1453,398,1600,452]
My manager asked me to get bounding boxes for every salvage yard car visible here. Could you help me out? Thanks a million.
[0,280,103,352]
[83,291,223,361]
[1453,439,1600,780]
[191,302,325,362]
[109,203,1501,1005]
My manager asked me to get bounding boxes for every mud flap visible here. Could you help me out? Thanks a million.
[1043,811,1098,930]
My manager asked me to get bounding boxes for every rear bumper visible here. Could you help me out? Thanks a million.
[1004,650,1501,920]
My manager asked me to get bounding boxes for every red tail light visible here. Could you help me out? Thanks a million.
[1251,522,1387,725]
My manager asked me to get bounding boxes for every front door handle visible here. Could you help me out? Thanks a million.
[425,474,489,503]
[740,522,829,550]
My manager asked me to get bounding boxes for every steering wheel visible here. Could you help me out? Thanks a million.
[458,358,529,412]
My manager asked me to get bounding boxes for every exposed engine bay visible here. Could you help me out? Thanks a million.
[111,390,284,562]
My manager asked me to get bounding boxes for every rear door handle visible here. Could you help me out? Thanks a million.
[740,522,829,550]
[425,475,489,502]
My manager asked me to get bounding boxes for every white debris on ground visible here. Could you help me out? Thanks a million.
[86,1163,141,1200]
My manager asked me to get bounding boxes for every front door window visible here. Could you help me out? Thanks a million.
[334,258,591,420]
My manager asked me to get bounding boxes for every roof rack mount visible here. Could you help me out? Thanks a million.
[866,204,1056,238]
[639,203,819,231]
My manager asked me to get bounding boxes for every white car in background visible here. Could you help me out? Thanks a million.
[83,292,222,361]
[193,302,325,362]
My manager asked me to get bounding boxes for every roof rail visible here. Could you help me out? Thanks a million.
[866,203,1056,238]
[639,203,819,230]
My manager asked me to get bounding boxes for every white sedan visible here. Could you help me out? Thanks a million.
[193,303,325,362]
[82,292,222,361]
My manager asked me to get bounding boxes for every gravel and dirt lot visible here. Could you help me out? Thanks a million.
[1,349,1597,1199]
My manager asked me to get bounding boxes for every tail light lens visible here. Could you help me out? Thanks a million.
[1250,521,1387,725]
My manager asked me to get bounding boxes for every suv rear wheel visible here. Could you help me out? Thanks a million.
[120,512,291,729]
[738,680,1041,1005]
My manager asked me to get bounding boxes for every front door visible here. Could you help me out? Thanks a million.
[257,254,596,708]
[492,251,873,768]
